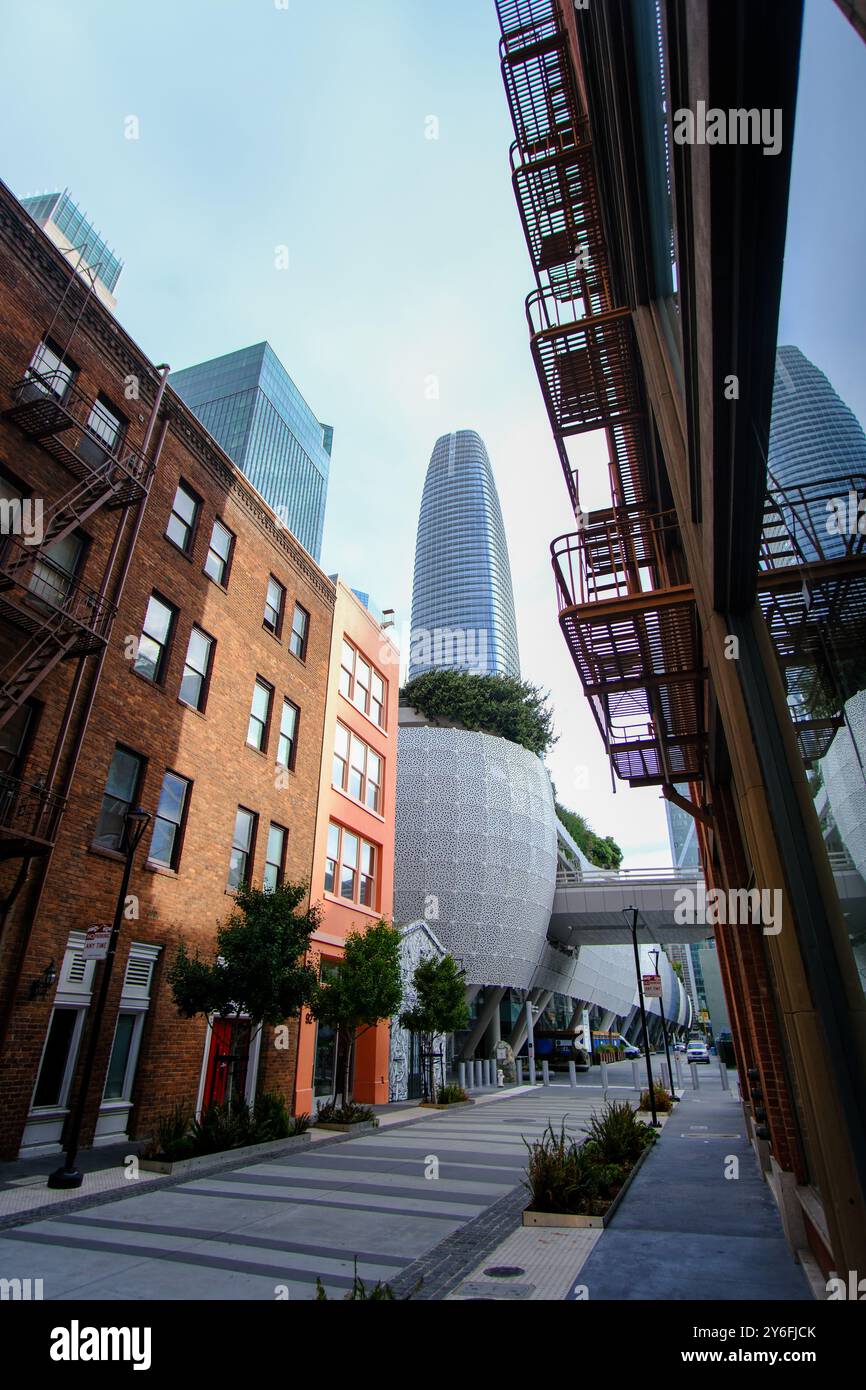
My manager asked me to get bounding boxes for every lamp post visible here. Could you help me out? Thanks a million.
[624,906,658,1126]
[650,946,676,1098]
[48,807,151,1189]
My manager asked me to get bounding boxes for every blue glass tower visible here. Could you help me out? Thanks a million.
[409,430,520,680]
[768,346,866,561]
[170,343,332,562]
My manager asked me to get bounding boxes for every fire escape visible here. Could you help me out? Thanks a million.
[497,0,866,788]
[497,0,705,788]
[0,253,155,860]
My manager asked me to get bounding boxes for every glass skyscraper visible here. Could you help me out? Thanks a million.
[409,430,520,681]
[20,189,123,309]
[170,343,332,562]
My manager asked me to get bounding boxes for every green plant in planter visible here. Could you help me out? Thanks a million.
[141,1103,194,1161]
[190,1101,251,1156]
[314,1259,421,1300]
[252,1089,291,1142]
[436,1083,469,1105]
[290,1112,311,1136]
[316,1099,376,1125]
[582,1100,656,1165]
[523,1121,604,1215]
[640,1083,673,1114]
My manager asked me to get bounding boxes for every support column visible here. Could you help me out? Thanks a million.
[459,987,505,1061]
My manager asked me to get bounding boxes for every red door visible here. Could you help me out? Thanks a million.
[203,1019,251,1108]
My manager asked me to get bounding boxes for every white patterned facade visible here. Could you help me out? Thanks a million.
[395,724,559,990]
[388,921,447,1102]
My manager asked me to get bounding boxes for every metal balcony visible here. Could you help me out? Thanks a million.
[497,0,581,162]
[552,511,705,787]
[0,772,66,859]
[3,366,150,507]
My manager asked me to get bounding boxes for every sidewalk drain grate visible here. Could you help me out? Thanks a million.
[455,1281,535,1300]
[484,1265,525,1278]
[681,1132,741,1139]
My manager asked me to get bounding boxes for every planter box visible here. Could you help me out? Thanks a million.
[522,1135,657,1230]
[419,1100,474,1110]
[315,1118,379,1134]
[635,1110,670,1127]
[139,1130,312,1176]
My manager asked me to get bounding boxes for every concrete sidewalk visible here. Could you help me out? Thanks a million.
[572,1069,814,1301]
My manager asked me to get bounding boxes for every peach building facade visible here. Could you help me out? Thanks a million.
[293,581,399,1114]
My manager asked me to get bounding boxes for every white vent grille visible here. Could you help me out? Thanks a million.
[67,953,88,984]
[123,953,155,998]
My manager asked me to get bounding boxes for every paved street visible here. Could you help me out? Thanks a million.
[0,1089,602,1301]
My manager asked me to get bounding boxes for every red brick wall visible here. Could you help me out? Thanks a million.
[0,185,334,1157]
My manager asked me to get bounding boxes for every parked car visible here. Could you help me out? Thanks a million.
[686,1041,710,1065]
[674,1042,687,1053]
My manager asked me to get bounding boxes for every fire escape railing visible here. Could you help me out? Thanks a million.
[0,771,67,859]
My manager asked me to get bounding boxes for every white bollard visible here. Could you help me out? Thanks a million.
[458,1062,467,1091]
[475,1059,484,1089]
[632,1060,642,1092]
[568,1060,577,1088]
[718,1059,730,1091]
[541,1060,550,1086]
[528,1057,537,1085]
[484,1059,493,1087]
[675,1054,684,1089]
[690,1062,700,1090]
[600,1059,610,1101]
[516,1059,524,1086]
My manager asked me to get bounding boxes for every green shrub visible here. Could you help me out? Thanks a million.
[436,1083,469,1105]
[640,1083,673,1114]
[315,1259,421,1300]
[252,1090,291,1142]
[524,1121,607,1216]
[401,670,556,756]
[189,1101,250,1156]
[290,1112,311,1136]
[582,1101,656,1165]
[141,1103,194,1161]
[316,1099,377,1125]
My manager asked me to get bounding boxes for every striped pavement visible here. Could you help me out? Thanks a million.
[0,1089,604,1301]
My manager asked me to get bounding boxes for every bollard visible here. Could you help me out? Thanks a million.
[632,1060,642,1093]
[541,1060,550,1086]
[690,1062,700,1090]
[675,1054,684,1089]
[718,1059,730,1091]
[528,1057,537,1086]
[458,1062,466,1092]
[568,1060,577,1088]
[497,1068,505,1088]
[475,1060,485,1089]
[483,1059,493,1087]
[516,1059,524,1086]
[600,1058,610,1101]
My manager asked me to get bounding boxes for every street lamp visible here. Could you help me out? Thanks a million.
[623,906,659,1126]
[48,806,151,1189]
[649,946,676,1098]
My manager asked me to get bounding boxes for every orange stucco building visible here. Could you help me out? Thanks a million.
[293,580,400,1114]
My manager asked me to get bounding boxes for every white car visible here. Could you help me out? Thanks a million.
[687,1041,710,1064]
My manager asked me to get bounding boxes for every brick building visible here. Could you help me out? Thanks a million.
[0,178,335,1159]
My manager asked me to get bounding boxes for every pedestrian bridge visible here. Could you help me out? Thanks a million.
[549,866,711,946]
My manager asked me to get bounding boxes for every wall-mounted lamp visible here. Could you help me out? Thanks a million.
[29,960,57,1001]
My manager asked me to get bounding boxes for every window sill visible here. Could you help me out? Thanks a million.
[130,668,169,695]
[88,843,126,865]
[322,892,380,919]
[178,697,207,719]
[331,785,386,824]
[338,691,387,738]
[245,741,270,759]
[164,534,196,564]
[145,860,178,879]
[202,569,230,594]
[262,625,283,646]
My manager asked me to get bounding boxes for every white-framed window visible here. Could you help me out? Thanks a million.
[324,822,378,908]
[338,639,387,728]
[332,722,383,813]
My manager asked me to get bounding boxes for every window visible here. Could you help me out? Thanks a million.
[331,724,382,812]
[339,640,354,699]
[33,1009,80,1108]
[27,339,75,401]
[179,627,213,712]
[277,699,299,769]
[324,822,378,908]
[263,823,286,892]
[166,482,200,554]
[263,576,285,636]
[228,807,257,890]
[28,531,84,611]
[103,1013,136,1100]
[339,639,387,728]
[290,603,309,660]
[204,518,234,587]
[353,656,371,715]
[134,594,176,683]
[86,395,124,452]
[94,746,144,851]
[148,770,190,870]
[247,680,272,752]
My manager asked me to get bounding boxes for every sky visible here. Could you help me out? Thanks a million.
[0,0,862,870]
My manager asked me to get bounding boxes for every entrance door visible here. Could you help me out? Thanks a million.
[203,1018,251,1109]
